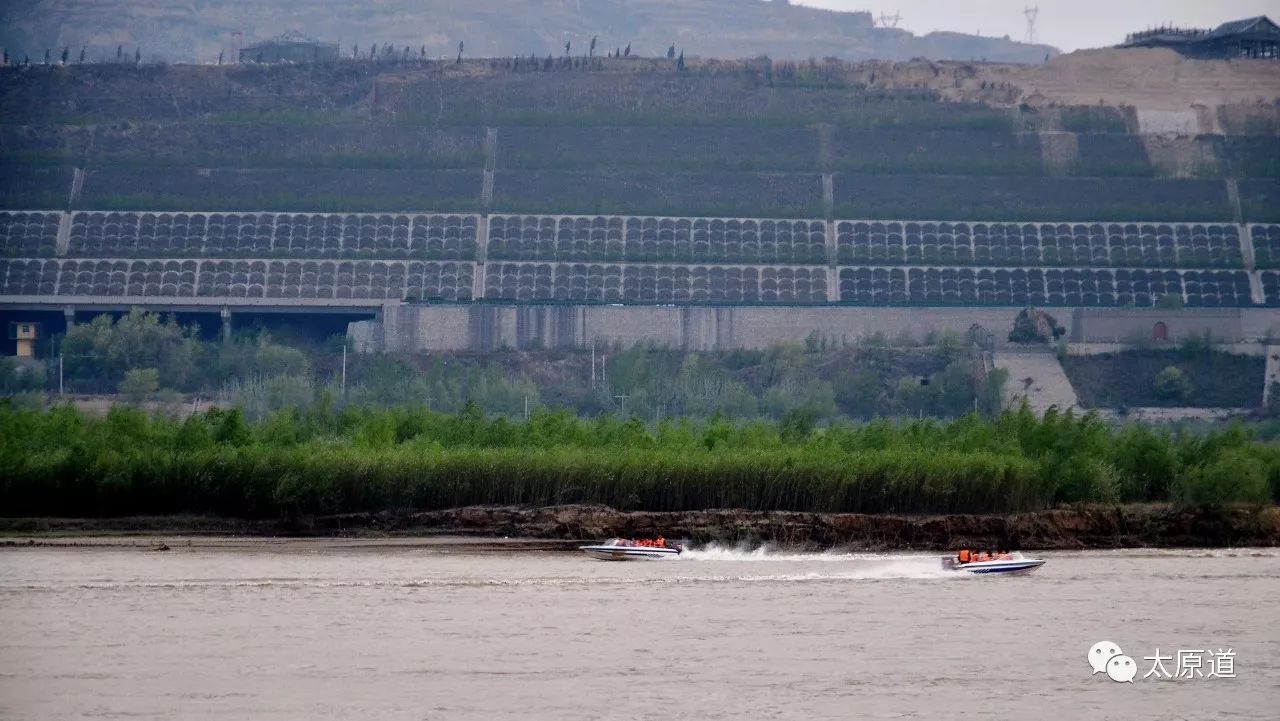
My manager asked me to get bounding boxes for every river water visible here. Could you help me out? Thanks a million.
[1,539,1277,720]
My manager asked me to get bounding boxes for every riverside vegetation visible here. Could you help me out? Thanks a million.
[0,402,1276,520]
[17,310,1009,422]
[2,310,1278,521]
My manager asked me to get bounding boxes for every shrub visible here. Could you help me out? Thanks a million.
[1175,450,1269,507]
[119,368,159,403]
[1008,308,1063,344]
[1153,366,1192,403]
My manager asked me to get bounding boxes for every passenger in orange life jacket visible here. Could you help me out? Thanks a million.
[957,549,971,564]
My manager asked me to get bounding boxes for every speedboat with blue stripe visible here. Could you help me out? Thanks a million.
[581,538,682,561]
[941,551,1045,575]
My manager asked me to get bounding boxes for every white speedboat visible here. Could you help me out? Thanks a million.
[941,551,1045,575]
[580,538,682,561]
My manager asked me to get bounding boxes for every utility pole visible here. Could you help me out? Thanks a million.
[341,343,347,397]
[590,339,596,389]
[58,354,63,395]
[524,394,529,420]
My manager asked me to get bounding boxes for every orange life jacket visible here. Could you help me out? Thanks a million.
[958,549,971,563]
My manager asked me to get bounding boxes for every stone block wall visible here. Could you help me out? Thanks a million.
[364,303,1030,352]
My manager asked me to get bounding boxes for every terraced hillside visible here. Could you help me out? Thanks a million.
[1,54,1279,327]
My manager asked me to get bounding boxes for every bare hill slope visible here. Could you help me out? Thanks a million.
[1,0,1057,65]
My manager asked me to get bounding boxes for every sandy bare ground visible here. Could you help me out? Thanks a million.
[981,48,1280,112]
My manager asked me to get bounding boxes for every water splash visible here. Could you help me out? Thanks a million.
[678,543,957,579]
[680,543,910,562]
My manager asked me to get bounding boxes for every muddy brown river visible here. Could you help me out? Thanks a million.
[1,539,1277,720]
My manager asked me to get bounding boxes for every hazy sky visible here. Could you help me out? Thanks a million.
[796,0,1279,51]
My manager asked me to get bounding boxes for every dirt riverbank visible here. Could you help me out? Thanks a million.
[3,504,1278,550]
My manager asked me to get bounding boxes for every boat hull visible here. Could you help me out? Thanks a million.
[959,559,1045,575]
[581,546,681,561]
[942,555,1045,575]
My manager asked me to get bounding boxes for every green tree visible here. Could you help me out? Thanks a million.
[62,311,198,392]
[835,368,882,418]
[1153,366,1192,403]
[255,340,309,377]
[119,368,159,403]
[0,357,44,394]
[935,361,979,416]
[894,376,936,417]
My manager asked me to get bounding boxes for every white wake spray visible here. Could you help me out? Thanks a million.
[677,543,959,579]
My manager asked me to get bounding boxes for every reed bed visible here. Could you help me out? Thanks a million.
[1,405,1275,518]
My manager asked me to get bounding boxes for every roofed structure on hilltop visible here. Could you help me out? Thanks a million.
[1120,16,1279,59]
[239,31,339,64]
